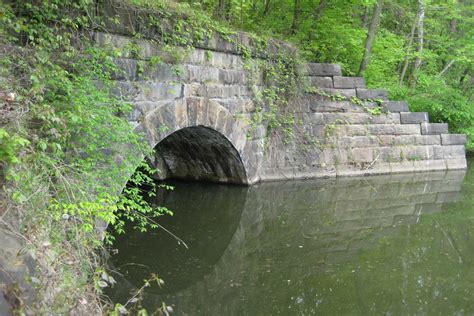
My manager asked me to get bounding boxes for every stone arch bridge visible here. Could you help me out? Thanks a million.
[96,2,467,185]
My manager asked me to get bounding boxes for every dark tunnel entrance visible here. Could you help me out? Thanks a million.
[150,126,248,184]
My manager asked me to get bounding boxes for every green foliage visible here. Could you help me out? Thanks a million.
[0,0,172,313]
[0,128,29,166]
[389,75,474,151]
[175,0,474,149]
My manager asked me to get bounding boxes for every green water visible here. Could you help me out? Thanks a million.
[109,160,474,315]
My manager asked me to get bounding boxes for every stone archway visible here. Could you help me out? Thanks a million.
[136,97,258,184]
[152,126,247,184]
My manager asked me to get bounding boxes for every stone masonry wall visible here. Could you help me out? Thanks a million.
[95,7,467,184]
[261,63,468,181]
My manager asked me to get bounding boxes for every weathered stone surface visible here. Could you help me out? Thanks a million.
[441,134,467,145]
[356,89,389,100]
[0,228,36,315]
[187,83,253,98]
[186,65,220,83]
[390,161,415,173]
[421,123,449,135]
[211,98,255,114]
[307,76,334,88]
[413,160,446,172]
[378,135,441,146]
[351,148,373,163]
[320,88,357,98]
[382,101,409,112]
[128,100,169,121]
[370,113,401,124]
[112,58,138,80]
[436,145,466,159]
[400,112,429,124]
[304,63,342,76]
[402,145,434,160]
[304,113,325,125]
[337,136,379,147]
[218,68,248,84]
[188,49,244,69]
[446,158,467,170]
[320,113,400,125]
[310,100,363,113]
[367,124,421,135]
[373,146,403,162]
[333,76,366,89]
[113,81,184,102]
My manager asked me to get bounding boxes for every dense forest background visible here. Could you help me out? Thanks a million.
[147,0,474,149]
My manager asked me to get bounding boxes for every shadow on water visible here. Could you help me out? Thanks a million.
[108,164,474,315]
[108,181,248,298]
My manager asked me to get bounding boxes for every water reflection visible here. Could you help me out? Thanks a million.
[109,167,474,315]
[109,182,247,297]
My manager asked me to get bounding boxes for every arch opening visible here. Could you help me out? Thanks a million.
[150,126,248,185]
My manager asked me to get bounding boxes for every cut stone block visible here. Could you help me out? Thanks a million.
[378,135,441,146]
[337,136,379,147]
[367,124,421,135]
[351,147,374,163]
[305,63,342,76]
[320,88,356,98]
[382,101,409,112]
[333,76,366,89]
[390,161,415,173]
[446,158,467,170]
[442,145,466,159]
[370,113,401,124]
[218,68,247,84]
[112,58,138,80]
[356,89,389,100]
[309,100,374,113]
[421,123,448,135]
[441,134,467,145]
[400,112,429,124]
[321,113,399,125]
[402,145,434,160]
[433,145,466,159]
[307,76,334,88]
[413,160,446,171]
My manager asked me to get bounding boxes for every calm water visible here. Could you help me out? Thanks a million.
[109,160,474,315]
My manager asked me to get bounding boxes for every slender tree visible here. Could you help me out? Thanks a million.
[263,0,272,15]
[359,0,384,75]
[411,0,425,86]
[314,0,327,24]
[216,0,230,19]
[291,0,301,34]
[399,4,421,85]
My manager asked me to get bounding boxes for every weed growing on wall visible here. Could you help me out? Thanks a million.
[0,1,172,313]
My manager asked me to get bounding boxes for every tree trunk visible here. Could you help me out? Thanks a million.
[438,60,456,77]
[314,0,328,24]
[361,6,370,28]
[399,4,421,86]
[291,0,301,34]
[411,0,425,86]
[216,0,231,19]
[358,0,384,75]
[459,68,470,85]
[263,0,271,15]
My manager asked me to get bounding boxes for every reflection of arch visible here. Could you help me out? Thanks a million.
[108,181,248,300]
[136,97,252,184]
